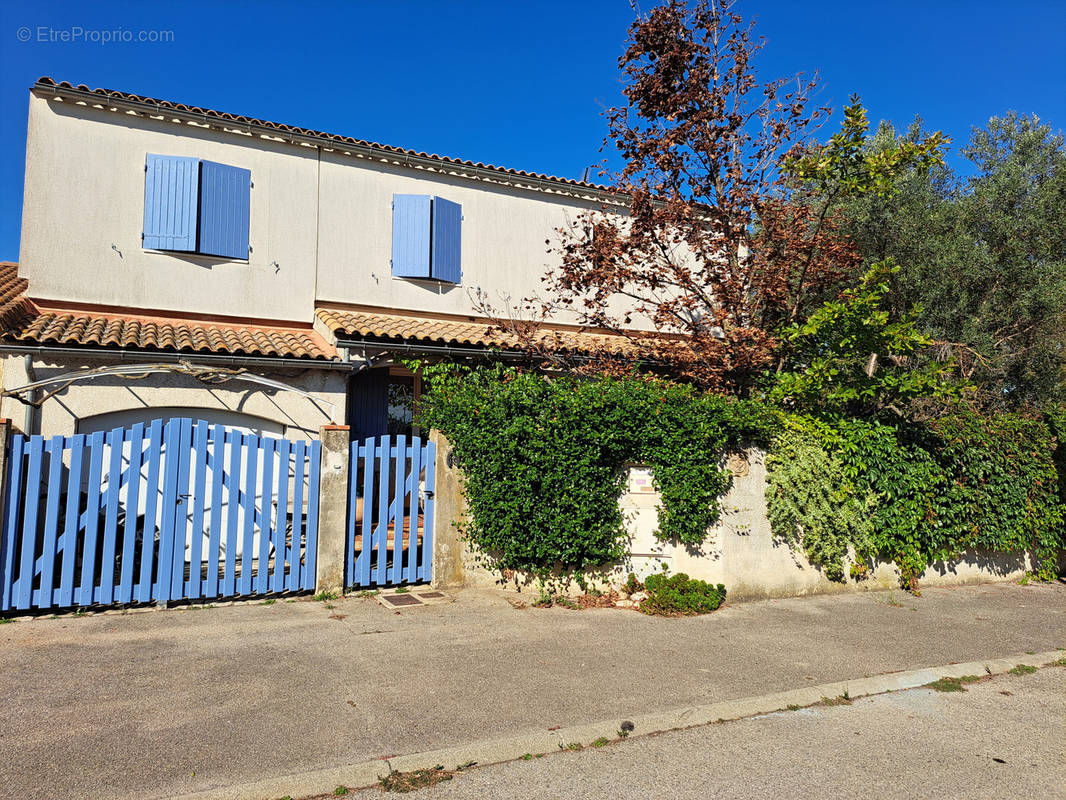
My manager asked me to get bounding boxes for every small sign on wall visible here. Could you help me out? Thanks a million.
[627,465,656,493]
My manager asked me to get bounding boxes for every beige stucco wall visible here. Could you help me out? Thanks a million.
[0,354,346,441]
[18,95,320,322]
[314,153,606,323]
[17,92,623,327]
[448,446,1038,600]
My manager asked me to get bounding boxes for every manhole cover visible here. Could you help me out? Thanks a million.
[382,593,423,607]
[417,591,445,599]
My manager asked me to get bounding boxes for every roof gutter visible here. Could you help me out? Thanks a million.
[336,337,604,364]
[0,344,355,371]
[33,82,628,207]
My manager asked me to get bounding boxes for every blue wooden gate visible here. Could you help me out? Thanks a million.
[0,418,321,613]
[346,435,435,589]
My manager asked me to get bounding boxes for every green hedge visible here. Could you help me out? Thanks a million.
[417,365,1065,590]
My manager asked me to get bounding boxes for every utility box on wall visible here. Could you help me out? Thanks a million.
[619,465,673,578]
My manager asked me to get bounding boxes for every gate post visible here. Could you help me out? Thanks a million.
[0,418,10,587]
[0,419,9,532]
[430,430,465,589]
[315,425,350,596]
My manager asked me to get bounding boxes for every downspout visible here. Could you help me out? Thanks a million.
[22,354,35,436]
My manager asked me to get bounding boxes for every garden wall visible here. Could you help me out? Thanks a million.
[434,437,1039,600]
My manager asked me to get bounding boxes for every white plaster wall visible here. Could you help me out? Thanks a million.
[621,449,1035,600]
[18,93,628,327]
[315,153,607,324]
[452,448,1038,600]
[0,355,345,441]
[18,95,319,322]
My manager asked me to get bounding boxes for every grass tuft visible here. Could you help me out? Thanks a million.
[379,765,453,793]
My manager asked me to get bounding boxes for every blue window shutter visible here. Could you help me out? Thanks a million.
[391,195,432,278]
[143,154,199,252]
[431,197,462,283]
[198,160,251,259]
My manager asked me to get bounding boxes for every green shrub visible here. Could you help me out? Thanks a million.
[640,572,727,615]
[417,364,762,574]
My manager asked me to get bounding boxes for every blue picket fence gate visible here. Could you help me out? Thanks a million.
[347,435,436,588]
[0,418,321,613]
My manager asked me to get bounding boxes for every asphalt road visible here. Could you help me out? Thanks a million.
[389,666,1066,800]
[1,581,1063,799]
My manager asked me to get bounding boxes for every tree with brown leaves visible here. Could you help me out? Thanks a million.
[484,0,946,394]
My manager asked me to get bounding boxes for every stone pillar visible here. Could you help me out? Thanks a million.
[430,430,466,589]
[0,419,9,541]
[315,425,350,595]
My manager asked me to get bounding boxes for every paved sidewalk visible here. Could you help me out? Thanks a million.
[1,581,1063,799]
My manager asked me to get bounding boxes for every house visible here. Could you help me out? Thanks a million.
[1,78,631,442]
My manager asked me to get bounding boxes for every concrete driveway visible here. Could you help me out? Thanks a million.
[1,581,1063,799]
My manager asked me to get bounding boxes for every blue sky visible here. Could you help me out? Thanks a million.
[1,0,1063,262]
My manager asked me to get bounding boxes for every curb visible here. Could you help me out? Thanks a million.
[174,648,1065,800]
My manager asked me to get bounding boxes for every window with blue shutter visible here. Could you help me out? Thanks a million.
[143,155,199,252]
[391,194,462,283]
[198,160,251,259]
[391,195,433,278]
[431,197,462,283]
[142,154,251,259]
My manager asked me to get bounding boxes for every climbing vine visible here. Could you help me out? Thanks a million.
[416,364,1064,590]
[415,364,767,575]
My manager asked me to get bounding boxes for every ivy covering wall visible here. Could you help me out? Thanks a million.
[417,364,1065,591]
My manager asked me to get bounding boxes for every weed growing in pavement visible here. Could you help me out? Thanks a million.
[591,737,609,748]
[926,675,983,693]
[260,599,276,605]
[819,695,852,707]
[786,704,802,711]
[379,765,453,793]
[618,720,635,739]
[532,584,553,608]
[1051,657,1066,667]
[333,786,348,796]
[1008,664,1038,676]
[521,753,533,760]
[313,591,338,602]
[0,617,12,624]
[559,742,583,751]
[394,587,410,594]
[358,590,380,598]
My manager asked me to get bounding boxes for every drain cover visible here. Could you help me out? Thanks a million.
[381,593,423,607]
[417,591,445,599]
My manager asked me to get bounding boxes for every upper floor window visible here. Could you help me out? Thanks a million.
[142,154,251,260]
[391,194,462,283]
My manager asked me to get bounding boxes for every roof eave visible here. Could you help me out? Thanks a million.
[32,80,628,207]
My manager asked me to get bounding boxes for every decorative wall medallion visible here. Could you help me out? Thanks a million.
[725,452,749,477]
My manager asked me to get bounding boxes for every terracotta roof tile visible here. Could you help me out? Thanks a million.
[0,265,336,360]
[35,78,616,197]
[316,307,635,356]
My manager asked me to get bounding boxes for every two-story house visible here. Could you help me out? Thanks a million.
[1,78,630,443]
